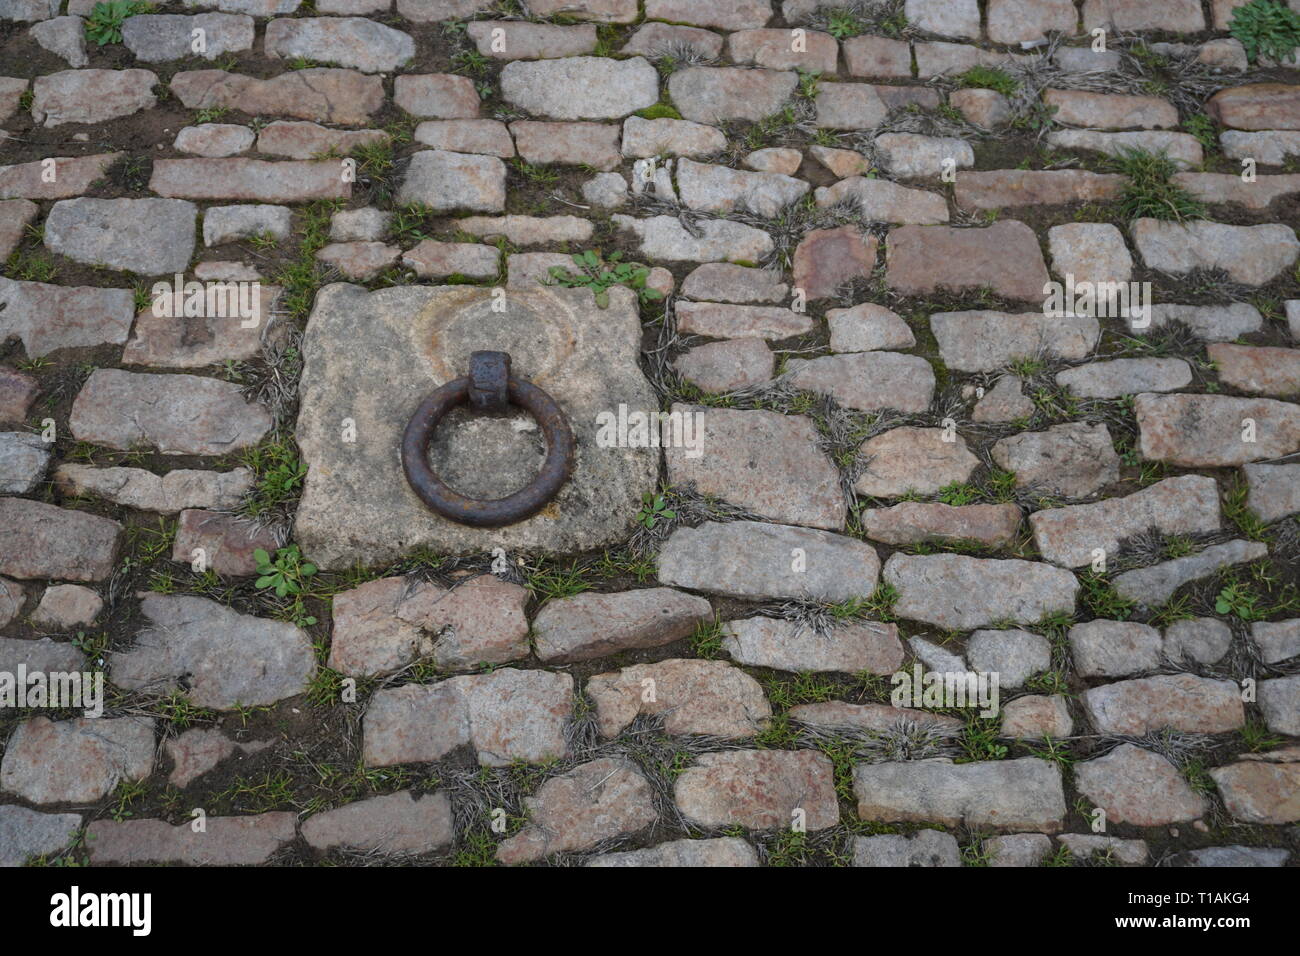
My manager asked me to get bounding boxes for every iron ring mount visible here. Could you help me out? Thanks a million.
[401,351,576,527]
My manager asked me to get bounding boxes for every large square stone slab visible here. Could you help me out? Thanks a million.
[294,283,657,567]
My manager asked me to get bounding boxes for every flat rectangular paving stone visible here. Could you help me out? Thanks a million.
[853,757,1066,832]
[150,158,351,201]
[1,716,155,805]
[0,498,122,581]
[170,68,385,125]
[1131,219,1300,286]
[0,153,118,200]
[1083,673,1244,735]
[663,404,846,530]
[674,750,840,831]
[1029,474,1221,568]
[675,301,813,339]
[293,284,657,565]
[1136,393,1300,466]
[44,197,197,275]
[930,310,1099,373]
[882,553,1077,629]
[69,368,272,455]
[953,169,1125,210]
[31,68,158,126]
[1244,461,1300,522]
[885,222,1051,301]
[301,790,453,855]
[54,463,254,512]
[612,214,774,262]
[264,16,415,73]
[0,278,134,357]
[667,66,797,124]
[656,520,879,602]
[86,813,297,865]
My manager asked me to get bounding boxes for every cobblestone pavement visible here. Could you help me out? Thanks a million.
[0,0,1298,868]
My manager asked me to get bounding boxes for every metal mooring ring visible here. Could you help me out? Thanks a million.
[401,351,575,527]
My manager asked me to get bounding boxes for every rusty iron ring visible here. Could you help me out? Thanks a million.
[401,351,575,527]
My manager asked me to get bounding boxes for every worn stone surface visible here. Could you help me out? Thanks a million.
[973,374,1034,423]
[669,66,796,123]
[466,19,596,59]
[1136,393,1300,466]
[1209,83,1300,131]
[176,123,255,157]
[887,222,1052,301]
[818,178,950,225]
[354,575,525,673]
[728,27,836,72]
[853,426,979,498]
[1251,619,1300,665]
[787,352,934,414]
[673,338,772,392]
[854,757,1065,832]
[170,68,385,125]
[397,150,506,211]
[302,790,454,855]
[791,226,876,299]
[1221,129,1300,164]
[1210,761,1300,824]
[151,158,351,202]
[316,240,401,279]
[1001,695,1073,739]
[402,239,499,279]
[362,668,573,767]
[814,82,888,129]
[1175,845,1290,867]
[1057,834,1149,865]
[122,13,254,61]
[0,431,49,494]
[30,583,101,629]
[1244,461,1300,522]
[533,587,711,663]
[1,716,155,804]
[498,758,657,864]
[294,285,657,565]
[955,169,1125,210]
[614,214,773,262]
[45,198,196,274]
[0,634,83,675]
[501,56,658,119]
[54,464,253,513]
[1132,219,1299,286]
[1164,617,1234,665]
[70,369,271,456]
[587,837,758,867]
[675,749,839,830]
[1141,303,1265,341]
[1209,344,1300,397]
[170,508,279,576]
[86,813,296,865]
[1029,475,1222,568]
[413,119,513,156]
[1176,172,1300,210]
[1049,129,1203,168]
[0,367,37,425]
[745,147,802,176]
[874,132,974,178]
[1113,539,1269,605]
[1044,89,1178,129]
[512,121,621,171]
[0,280,136,356]
[677,158,809,218]
[993,423,1119,498]
[665,405,844,529]
[1056,358,1191,398]
[859,502,1022,548]
[853,830,961,867]
[30,16,87,68]
[987,0,1077,43]
[883,554,1078,629]
[621,116,727,159]
[587,659,771,738]
[264,16,414,73]
[657,520,878,602]
[987,832,1052,867]
[1259,675,1300,736]
[0,498,121,582]
[826,303,915,352]
[257,120,387,159]
[1069,620,1162,677]
[0,805,81,867]
[31,69,157,126]
[967,629,1050,687]
[722,616,903,674]
[1082,674,1245,734]
[165,727,269,788]
[113,594,314,708]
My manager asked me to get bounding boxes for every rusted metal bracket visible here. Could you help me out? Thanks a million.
[401,350,575,527]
